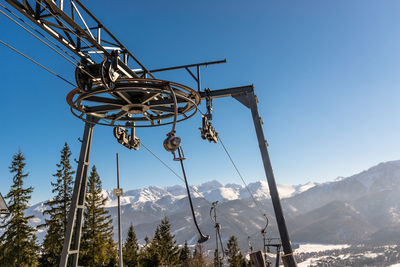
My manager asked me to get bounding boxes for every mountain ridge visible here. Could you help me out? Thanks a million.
[24,160,400,251]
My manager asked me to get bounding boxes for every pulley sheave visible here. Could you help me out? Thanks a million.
[66,78,200,127]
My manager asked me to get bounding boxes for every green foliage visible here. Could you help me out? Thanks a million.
[138,217,180,267]
[226,236,247,267]
[191,243,210,267]
[153,217,180,265]
[179,241,191,266]
[138,235,160,267]
[39,143,74,267]
[79,165,117,267]
[0,151,39,267]
[123,224,139,267]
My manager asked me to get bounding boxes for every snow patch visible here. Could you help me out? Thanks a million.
[295,243,350,253]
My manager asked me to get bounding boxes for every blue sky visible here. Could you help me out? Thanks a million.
[1,0,400,204]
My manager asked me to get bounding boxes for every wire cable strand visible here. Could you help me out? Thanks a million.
[0,39,76,87]
[0,4,96,81]
[140,141,248,237]
[0,3,79,64]
[218,135,268,221]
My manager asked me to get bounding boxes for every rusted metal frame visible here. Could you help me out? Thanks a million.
[39,0,105,54]
[40,20,74,33]
[73,0,154,78]
[4,0,83,59]
[70,0,94,40]
[22,0,34,14]
[35,0,138,108]
[35,0,78,47]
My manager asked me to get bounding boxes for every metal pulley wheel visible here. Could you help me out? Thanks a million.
[75,63,93,92]
[101,59,119,89]
[163,134,181,152]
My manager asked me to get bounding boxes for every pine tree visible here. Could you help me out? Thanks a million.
[226,236,247,267]
[0,150,39,266]
[179,241,191,267]
[191,243,209,267]
[79,165,117,267]
[153,216,180,266]
[138,235,160,267]
[123,223,138,267]
[40,143,74,266]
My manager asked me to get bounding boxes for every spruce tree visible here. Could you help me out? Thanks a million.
[179,241,191,267]
[191,243,209,267]
[40,143,74,266]
[123,223,139,267]
[79,165,117,267]
[138,235,160,267]
[153,216,180,266]
[0,150,39,266]
[226,236,247,267]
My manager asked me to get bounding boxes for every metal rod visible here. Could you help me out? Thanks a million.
[59,116,96,267]
[136,59,226,74]
[116,153,123,267]
[196,65,201,92]
[199,85,253,100]
[276,246,281,267]
[177,147,209,243]
[247,91,297,267]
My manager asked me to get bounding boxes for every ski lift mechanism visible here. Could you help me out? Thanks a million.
[0,0,297,266]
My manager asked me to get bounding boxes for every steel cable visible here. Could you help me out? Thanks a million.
[218,135,268,222]
[0,3,79,64]
[140,141,249,239]
[0,4,96,81]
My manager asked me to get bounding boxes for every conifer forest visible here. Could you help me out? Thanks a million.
[0,145,250,267]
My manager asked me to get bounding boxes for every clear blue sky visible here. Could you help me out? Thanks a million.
[1,0,400,204]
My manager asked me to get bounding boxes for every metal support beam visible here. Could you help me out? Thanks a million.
[136,59,226,74]
[200,85,297,267]
[247,90,297,267]
[116,153,124,267]
[59,116,96,267]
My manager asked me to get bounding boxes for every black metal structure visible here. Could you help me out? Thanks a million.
[197,85,297,266]
[210,201,224,267]
[2,1,297,266]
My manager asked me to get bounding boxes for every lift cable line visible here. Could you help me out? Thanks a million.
[0,3,100,82]
[218,135,269,221]
[0,39,76,87]
[140,141,251,237]
[0,3,80,64]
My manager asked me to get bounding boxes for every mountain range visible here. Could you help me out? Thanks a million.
[26,160,400,251]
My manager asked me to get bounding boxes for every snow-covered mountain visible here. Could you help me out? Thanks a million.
[24,160,400,251]
[102,180,316,208]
